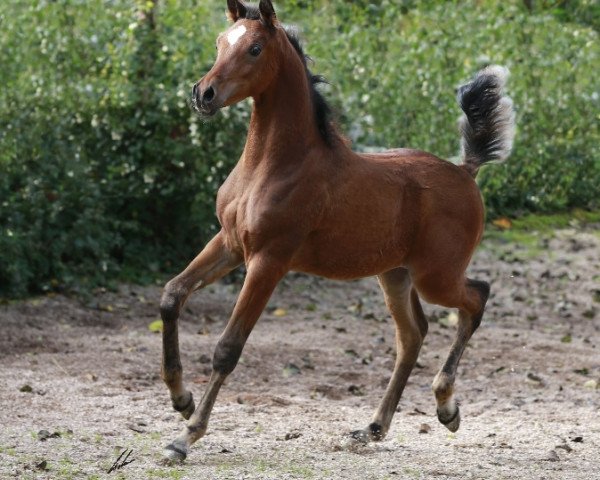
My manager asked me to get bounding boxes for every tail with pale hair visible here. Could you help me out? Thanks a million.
[457,65,516,177]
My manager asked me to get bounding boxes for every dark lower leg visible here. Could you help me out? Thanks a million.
[433,279,489,431]
[354,270,427,442]
[164,256,286,460]
[161,319,194,418]
[165,371,227,458]
[160,232,241,416]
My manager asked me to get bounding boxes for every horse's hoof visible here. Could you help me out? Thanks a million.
[173,392,195,420]
[164,441,188,463]
[332,430,369,452]
[438,406,461,433]
[348,429,369,444]
[367,422,384,441]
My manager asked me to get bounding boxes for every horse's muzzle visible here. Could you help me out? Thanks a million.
[192,82,218,116]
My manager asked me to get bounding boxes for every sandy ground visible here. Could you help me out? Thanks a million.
[0,226,599,480]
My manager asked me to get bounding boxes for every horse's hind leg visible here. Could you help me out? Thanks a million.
[351,267,428,442]
[160,231,241,419]
[419,277,490,432]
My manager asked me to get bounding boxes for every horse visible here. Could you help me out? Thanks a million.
[159,0,515,461]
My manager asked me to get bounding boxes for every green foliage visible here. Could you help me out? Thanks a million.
[290,0,599,216]
[0,0,248,296]
[1,0,598,297]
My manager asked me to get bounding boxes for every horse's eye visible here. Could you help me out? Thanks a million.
[249,44,262,57]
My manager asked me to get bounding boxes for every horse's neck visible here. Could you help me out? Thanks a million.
[244,56,321,166]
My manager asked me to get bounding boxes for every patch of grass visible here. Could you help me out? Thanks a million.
[132,432,155,455]
[215,462,234,474]
[487,209,600,236]
[286,464,315,478]
[146,467,186,479]
[488,228,541,247]
[305,303,317,312]
[0,445,17,456]
[482,210,600,258]
[253,458,273,473]
[55,457,84,479]
[402,467,423,479]
[484,223,538,247]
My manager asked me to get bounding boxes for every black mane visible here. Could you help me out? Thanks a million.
[283,29,334,146]
[240,4,335,146]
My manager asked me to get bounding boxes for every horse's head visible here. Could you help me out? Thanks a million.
[192,0,282,116]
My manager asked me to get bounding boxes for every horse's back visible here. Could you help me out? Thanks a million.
[360,148,486,287]
[359,148,483,223]
[287,147,482,279]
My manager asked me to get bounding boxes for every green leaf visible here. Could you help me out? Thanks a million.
[148,319,163,333]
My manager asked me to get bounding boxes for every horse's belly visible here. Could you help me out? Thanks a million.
[290,232,410,280]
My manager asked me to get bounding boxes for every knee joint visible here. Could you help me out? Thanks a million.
[160,281,185,323]
[468,279,490,304]
[212,339,243,376]
[467,279,490,330]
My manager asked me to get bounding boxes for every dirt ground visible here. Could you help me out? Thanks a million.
[1,226,599,480]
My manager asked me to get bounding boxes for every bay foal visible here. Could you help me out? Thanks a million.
[160,0,515,461]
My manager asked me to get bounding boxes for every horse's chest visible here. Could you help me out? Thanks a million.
[217,180,287,254]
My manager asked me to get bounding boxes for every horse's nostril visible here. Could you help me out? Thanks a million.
[202,86,215,104]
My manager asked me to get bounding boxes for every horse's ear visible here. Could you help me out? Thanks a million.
[259,0,276,27]
[227,0,246,22]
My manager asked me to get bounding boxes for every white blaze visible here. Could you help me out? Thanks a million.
[227,25,247,46]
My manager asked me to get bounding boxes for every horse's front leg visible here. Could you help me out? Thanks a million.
[164,253,288,461]
[160,231,242,419]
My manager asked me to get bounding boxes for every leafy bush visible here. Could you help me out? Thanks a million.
[0,0,248,296]
[1,0,598,297]
[290,0,599,215]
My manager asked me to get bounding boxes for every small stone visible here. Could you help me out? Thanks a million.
[348,385,364,396]
[527,372,543,383]
[583,379,598,390]
[285,431,302,440]
[283,363,301,377]
[418,423,431,434]
[198,354,211,364]
[441,312,459,327]
[196,326,210,335]
[19,384,33,393]
[407,408,428,416]
[127,421,146,433]
[555,443,572,453]
[544,450,560,462]
[37,430,60,441]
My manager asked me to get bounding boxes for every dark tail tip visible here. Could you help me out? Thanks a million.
[457,65,516,176]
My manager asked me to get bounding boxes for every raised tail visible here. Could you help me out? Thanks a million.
[457,65,516,178]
